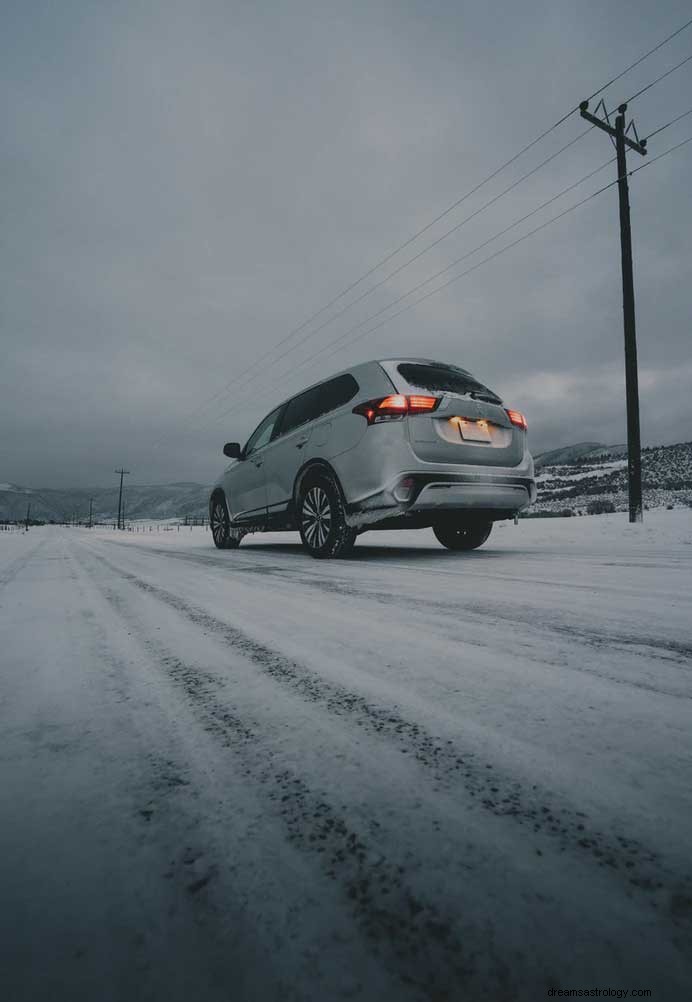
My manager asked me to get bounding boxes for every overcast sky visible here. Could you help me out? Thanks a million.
[2,0,691,487]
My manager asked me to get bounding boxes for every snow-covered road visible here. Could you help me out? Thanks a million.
[2,513,691,1001]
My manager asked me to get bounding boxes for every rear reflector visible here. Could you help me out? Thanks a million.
[505,408,527,430]
[353,395,440,424]
[393,476,416,502]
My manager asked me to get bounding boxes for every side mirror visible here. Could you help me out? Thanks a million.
[223,442,242,459]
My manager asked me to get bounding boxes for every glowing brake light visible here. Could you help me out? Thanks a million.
[505,408,527,431]
[353,395,440,424]
[378,394,408,412]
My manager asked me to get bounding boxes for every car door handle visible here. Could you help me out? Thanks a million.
[295,437,309,448]
[252,458,264,468]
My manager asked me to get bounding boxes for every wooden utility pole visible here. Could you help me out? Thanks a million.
[25,503,31,532]
[115,469,130,530]
[579,99,647,523]
[88,497,94,529]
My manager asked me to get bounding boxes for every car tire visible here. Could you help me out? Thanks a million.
[210,496,241,550]
[298,474,356,559]
[433,521,492,551]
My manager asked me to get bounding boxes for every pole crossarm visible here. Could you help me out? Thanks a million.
[579,101,648,155]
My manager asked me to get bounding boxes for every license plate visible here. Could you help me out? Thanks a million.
[458,419,491,443]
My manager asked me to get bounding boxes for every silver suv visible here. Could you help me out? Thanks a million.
[210,358,536,558]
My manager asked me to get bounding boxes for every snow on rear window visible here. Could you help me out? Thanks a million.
[397,363,501,402]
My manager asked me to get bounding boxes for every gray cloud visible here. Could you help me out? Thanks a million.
[2,0,691,487]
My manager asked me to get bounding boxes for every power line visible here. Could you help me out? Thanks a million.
[210,127,596,409]
[184,112,582,413]
[212,155,618,425]
[258,46,688,398]
[198,84,692,430]
[240,182,633,411]
[151,126,592,448]
[585,17,692,100]
[206,85,692,429]
[644,105,692,140]
[622,51,692,105]
[314,56,690,375]
[215,130,692,425]
[151,16,692,444]
[200,59,692,432]
[318,133,692,362]
[629,132,692,175]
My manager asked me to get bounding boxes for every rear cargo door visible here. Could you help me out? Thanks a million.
[382,360,524,468]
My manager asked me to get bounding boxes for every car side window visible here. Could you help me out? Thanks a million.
[321,373,359,412]
[280,385,325,436]
[244,407,282,456]
[280,374,359,436]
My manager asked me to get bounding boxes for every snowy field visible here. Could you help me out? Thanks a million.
[1,512,691,1001]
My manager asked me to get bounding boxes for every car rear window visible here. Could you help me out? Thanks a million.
[397,363,501,403]
[280,373,359,436]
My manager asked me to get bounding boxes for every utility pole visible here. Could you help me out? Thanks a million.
[115,469,130,530]
[579,98,647,523]
[88,497,94,529]
[25,502,31,532]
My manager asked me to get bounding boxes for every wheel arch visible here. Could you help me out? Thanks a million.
[292,459,344,510]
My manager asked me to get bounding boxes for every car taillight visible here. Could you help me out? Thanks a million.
[505,408,527,431]
[408,395,440,412]
[353,395,440,424]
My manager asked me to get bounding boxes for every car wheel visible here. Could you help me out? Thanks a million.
[298,475,356,559]
[433,521,492,551]
[210,496,240,550]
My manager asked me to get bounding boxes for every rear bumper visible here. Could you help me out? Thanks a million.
[411,478,532,511]
[346,471,537,527]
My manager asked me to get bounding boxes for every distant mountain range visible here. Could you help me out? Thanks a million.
[0,481,209,523]
[2,439,691,522]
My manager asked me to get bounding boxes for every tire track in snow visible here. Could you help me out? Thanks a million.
[102,541,692,675]
[78,543,692,922]
[46,547,246,963]
[74,551,501,1001]
[0,546,36,591]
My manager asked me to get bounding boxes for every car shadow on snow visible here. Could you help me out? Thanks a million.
[347,546,503,561]
[240,540,505,562]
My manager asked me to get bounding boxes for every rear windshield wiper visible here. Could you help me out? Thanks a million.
[468,390,501,404]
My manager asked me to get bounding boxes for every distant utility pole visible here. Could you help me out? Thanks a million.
[115,469,130,530]
[88,497,94,529]
[579,98,647,524]
[25,502,31,532]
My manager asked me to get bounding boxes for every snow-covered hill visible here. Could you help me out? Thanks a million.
[534,440,692,513]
